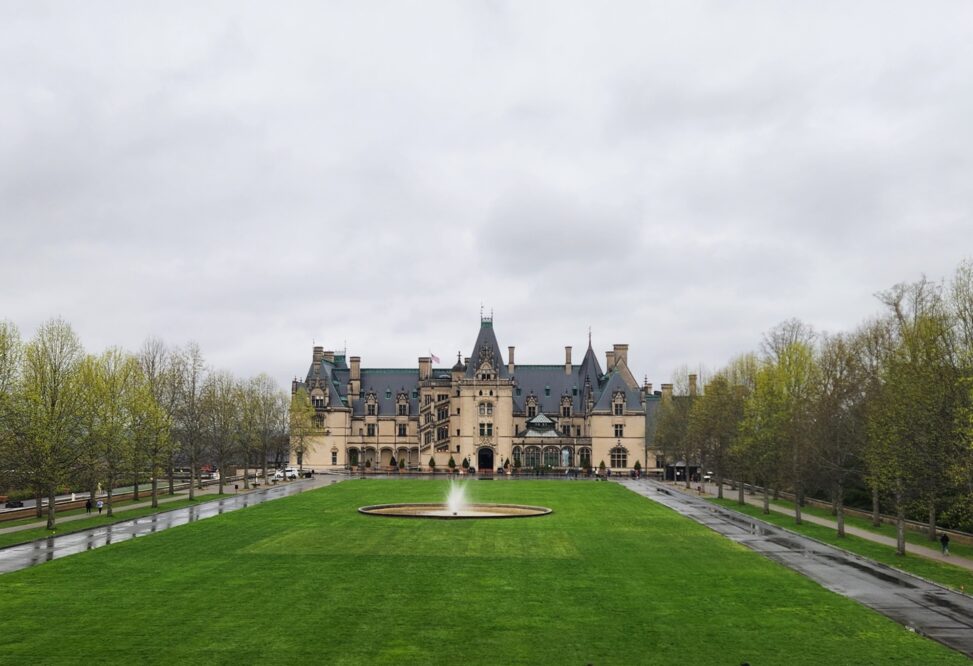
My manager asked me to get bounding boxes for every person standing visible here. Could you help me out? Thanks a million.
[940,532,950,556]
[96,499,103,515]
[85,498,92,514]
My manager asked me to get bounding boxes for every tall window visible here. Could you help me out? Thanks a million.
[398,404,408,416]
[613,403,623,416]
[367,404,376,416]
[397,424,407,437]
[479,422,493,437]
[525,447,540,468]
[478,402,493,416]
[527,405,537,418]
[610,447,628,468]
[614,424,624,438]
[437,426,449,441]
[561,405,570,417]
[348,449,359,466]
[543,447,558,467]
[512,446,522,466]
[366,424,376,437]
[579,447,591,468]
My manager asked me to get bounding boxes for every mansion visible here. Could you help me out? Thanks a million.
[290,317,660,473]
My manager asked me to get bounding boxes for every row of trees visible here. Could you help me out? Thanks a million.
[0,318,290,529]
[655,260,973,555]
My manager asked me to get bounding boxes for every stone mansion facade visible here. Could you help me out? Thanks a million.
[290,317,659,473]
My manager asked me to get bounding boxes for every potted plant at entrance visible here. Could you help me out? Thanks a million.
[448,456,456,476]
[633,460,641,478]
[598,460,606,479]
[398,458,406,472]
[428,457,437,475]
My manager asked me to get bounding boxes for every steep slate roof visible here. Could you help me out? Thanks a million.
[300,320,645,419]
[465,319,508,378]
[592,370,642,411]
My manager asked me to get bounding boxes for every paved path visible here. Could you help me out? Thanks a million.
[619,478,973,658]
[695,481,973,572]
[0,484,230,536]
[0,475,343,575]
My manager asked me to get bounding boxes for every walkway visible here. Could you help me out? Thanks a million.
[697,481,973,572]
[0,475,342,575]
[618,478,973,658]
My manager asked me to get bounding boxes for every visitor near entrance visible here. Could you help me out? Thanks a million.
[940,532,950,556]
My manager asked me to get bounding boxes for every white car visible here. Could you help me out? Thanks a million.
[273,468,299,481]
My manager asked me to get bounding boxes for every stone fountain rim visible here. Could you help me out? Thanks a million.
[357,502,553,520]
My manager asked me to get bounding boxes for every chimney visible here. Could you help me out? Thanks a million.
[508,346,515,375]
[323,350,335,363]
[349,356,361,397]
[661,383,673,401]
[418,356,431,381]
[565,346,572,375]
[689,374,698,397]
[613,344,629,368]
[606,350,615,370]
[313,346,324,363]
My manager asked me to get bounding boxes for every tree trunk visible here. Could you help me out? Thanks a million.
[794,481,803,525]
[218,467,224,495]
[762,484,770,514]
[773,487,779,500]
[737,477,745,505]
[132,472,139,502]
[871,486,881,527]
[151,475,159,508]
[831,495,838,517]
[45,489,56,530]
[189,463,196,501]
[35,491,43,519]
[895,491,906,556]
[167,459,175,496]
[243,455,250,490]
[928,501,937,541]
[835,483,845,538]
[106,484,114,517]
[716,473,724,499]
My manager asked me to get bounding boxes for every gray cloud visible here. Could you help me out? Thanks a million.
[2,1,972,388]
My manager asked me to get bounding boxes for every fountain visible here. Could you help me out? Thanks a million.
[358,481,551,520]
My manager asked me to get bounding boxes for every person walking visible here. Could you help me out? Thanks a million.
[85,498,92,514]
[940,532,950,556]
[96,499,103,515]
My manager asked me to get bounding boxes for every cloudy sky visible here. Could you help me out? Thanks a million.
[2,2,972,390]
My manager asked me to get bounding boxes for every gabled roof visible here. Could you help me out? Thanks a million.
[593,370,640,411]
[465,318,507,379]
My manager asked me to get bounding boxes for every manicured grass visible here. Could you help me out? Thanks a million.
[0,480,966,665]
[711,498,973,593]
[0,496,230,549]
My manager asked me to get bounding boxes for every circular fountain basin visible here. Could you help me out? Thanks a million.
[358,502,552,520]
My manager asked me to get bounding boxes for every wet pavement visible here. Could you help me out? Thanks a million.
[0,475,342,575]
[619,478,973,658]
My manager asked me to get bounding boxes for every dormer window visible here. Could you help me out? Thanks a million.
[560,395,572,418]
[367,404,376,416]
[613,390,625,416]
[526,395,538,418]
[398,404,408,416]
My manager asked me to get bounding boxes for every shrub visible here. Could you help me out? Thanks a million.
[598,460,606,471]
[448,456,456,470]
[428,457,436,471]
[634,461,642,471]
[462,458,469,469]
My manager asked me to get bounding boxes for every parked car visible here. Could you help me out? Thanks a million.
[5,499,25,508]
[273,468,299,480]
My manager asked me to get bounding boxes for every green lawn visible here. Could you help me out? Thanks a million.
[0,496,230,549]
[710,498,973,593]
[0,480,966,665]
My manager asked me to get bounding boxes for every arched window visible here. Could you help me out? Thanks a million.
[579,447,591,468]
[610,447,628,468]
[560,448,572,467]
[512,446,522,466]
[543,447,559,467]
[525,446,541,468]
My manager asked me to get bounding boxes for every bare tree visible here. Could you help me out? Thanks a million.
[173,343,207,500]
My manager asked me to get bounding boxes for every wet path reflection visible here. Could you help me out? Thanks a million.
[0,479,333,575]
[619,478,973,658]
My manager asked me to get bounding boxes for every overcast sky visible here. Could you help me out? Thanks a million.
[2,2,972,390]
